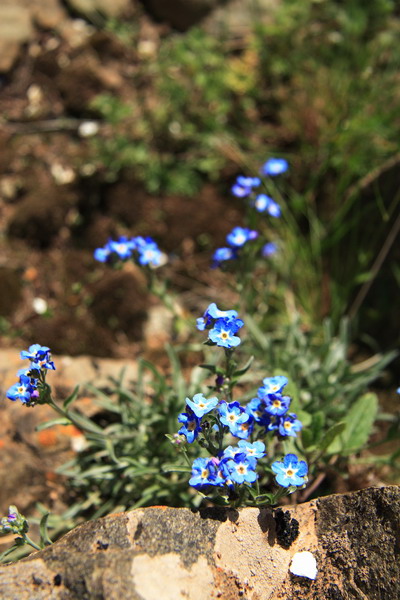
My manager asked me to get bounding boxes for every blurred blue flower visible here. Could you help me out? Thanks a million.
[212,247,236,268]
[271,453,308,487]
[262,242,278,257]
[108,236,136,260]
[94,246,111,262]
[261,158,289,176]
[231,175,261,198]
[226,226,258,248]
[134,236,163,267]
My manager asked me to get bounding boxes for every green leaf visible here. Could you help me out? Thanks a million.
[63,386,80,410]
[36,418,72,431]
[327,393,378,455]
[310,411,325,444]
[233,355,254,377]
[301,429,315,450]
[39,513,52,547]
[254,493,275,505]
[317,422,346,456]
[161,464,192,473]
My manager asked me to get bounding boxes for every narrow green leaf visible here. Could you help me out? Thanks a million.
[39,513,52,547]
[63,385,80,410]
[36,418,71,431]
[161,464,192,473]
[233,355,254,377]
[317,422,346,456]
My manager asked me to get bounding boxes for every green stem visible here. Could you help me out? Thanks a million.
[23,535,41,551]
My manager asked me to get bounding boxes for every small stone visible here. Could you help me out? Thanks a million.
[289,551,318,580]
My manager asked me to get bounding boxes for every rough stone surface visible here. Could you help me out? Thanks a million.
[0,486,399,599]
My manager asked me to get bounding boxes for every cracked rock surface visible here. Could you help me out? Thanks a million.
[0,486,399,599]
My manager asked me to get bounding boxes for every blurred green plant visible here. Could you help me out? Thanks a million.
[89,2,400,333]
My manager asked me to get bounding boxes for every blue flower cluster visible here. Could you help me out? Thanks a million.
[246,375,303,437]
[6,344,55,406]
[212,226,258,268]
[231,156,288,218]
[189,440,265,489]
[196,303,244,349]
[94,235,164,267]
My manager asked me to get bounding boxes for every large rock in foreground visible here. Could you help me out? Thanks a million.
[1,486,399,599]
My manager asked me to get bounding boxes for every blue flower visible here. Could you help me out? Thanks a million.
[218,401,249,435]
[186,393,219,418]
[20,344,55,371]
[261,158,289,176]
[271,453,308,487]
[237,440,266,459]
[222,445,241,459]
[226,455,258,484]
[211,247,236,268]
[253,193,271,212]
[266,199,281,218]
[189,458,220,488]
[20,344,49,362]
[262,242,278,257]
[277,413,303,437]
[108,236,136,260]
[226,227,258,248]
[231,175,261,198]
[94,246,111,262]
[177,410,201,443]
[245,397,268,423]
[6,375,37,404]
[196,303,239,331]
[134,236,163,267]
[209,319,242,348]
[259,375,288,395]
[262,393,291,417]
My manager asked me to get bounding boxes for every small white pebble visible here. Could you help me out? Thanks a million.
[289,551,317,580]
[32,297,48,315]
[78,121,100,138]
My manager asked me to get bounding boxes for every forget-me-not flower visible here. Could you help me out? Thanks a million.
[186,393,219,418]
[261,158,289,176]
[271,454,308,487]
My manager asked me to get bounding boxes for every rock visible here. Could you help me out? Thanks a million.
[65,0,131,20]
[0,5,33,72]
[204,0,281,36]
[0,486,399,599]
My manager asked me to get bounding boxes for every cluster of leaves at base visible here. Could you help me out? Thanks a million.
[51,349,203,519]
[245,316,398,476]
